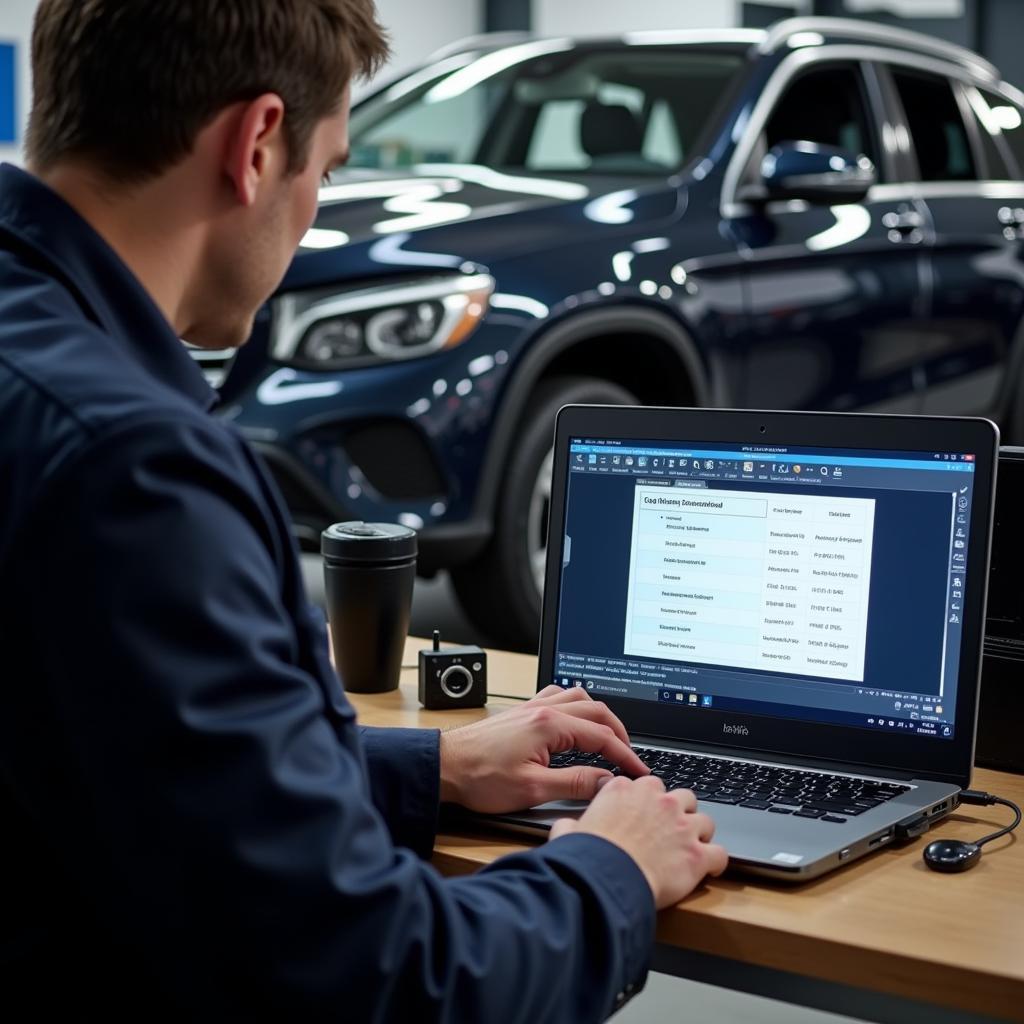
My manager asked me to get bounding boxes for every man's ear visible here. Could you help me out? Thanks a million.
[223,94,287,206]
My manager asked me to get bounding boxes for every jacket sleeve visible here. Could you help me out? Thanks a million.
[304,603,442,856]
[23,415,655,1023]
[359,724,442,858]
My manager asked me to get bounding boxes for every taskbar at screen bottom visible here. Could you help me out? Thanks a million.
[552,677,955,740]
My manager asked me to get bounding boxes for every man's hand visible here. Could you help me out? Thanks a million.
[551,777,728,908]
[438,685,649,814]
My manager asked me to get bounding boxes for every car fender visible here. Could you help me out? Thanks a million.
[470,305,711,524]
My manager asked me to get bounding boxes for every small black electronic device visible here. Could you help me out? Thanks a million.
[920,789,1021,873]
[418,630,487,709]
[923,839,981,872]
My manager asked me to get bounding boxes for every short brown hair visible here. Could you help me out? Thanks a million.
[26,0,389,181]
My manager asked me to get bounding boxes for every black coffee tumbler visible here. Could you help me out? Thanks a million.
[322,521,417,693]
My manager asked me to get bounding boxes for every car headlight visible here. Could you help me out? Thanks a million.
[271,274,494,369]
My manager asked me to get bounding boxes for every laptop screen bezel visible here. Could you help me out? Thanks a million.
[536,406,998,789]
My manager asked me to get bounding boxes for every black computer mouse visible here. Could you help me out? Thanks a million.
[923,839,982,872]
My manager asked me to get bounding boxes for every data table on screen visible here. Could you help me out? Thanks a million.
[622,486,876,681]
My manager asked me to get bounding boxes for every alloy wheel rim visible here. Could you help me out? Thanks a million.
[527,446,554,595]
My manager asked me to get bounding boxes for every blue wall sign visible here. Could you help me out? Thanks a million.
[0,43,17,144]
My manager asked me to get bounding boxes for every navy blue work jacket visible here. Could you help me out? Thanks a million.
[0,165,654,1020]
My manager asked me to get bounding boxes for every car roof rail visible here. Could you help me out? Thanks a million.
[428,31,536,62]
[620,28,765,47]
[759,16,999,81]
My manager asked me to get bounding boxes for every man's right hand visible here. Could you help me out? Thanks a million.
[549,776,728,908]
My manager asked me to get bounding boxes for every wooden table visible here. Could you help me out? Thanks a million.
[351,639,1024,1023]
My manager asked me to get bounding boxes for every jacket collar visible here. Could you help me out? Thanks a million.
[0,163,217,411]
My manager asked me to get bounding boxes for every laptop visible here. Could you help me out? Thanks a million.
[487,407,998,881]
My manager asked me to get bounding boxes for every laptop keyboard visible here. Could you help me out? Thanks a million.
[549,747,911,823]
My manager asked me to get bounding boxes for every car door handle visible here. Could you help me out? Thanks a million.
[883,209,924,244]
[998,206,1024,239]
[882,210,924,231]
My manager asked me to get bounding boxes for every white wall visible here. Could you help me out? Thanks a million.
[532,0,739,37]
[0,0,483,163]
[371,0,480,85]
[0,0,36,165]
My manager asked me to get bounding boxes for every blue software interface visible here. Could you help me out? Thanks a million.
[552,438,978,740]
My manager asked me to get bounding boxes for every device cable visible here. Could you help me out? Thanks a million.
[958,789,1022,847]
[922,789,1021,871]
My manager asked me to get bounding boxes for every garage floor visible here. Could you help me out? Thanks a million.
[299,555,869,1024]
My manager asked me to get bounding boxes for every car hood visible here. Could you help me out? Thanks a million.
[284,165,681,286]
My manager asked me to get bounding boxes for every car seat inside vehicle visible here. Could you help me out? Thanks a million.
[579,100,664,171]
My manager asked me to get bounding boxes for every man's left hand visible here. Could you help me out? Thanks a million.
[438,685,649,814]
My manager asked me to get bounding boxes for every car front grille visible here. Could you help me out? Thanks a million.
[183,343,236,389]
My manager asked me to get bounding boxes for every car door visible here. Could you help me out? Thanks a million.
[723,60,931,414]
[881,63,1024,419]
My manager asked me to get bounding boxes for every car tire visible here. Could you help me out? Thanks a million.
[451,375,638,652]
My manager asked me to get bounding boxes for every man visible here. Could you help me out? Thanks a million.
[0,2,726,1020]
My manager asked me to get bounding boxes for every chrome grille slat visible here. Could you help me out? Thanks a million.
[183,342,236,390]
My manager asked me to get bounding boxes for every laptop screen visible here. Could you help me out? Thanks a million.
[550,436,979,742]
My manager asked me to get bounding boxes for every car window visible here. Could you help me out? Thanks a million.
[643,100,684,167]
[525,81,647,171]
[524,86,684,172]
[763,64,878,164]
[526,100,590,170]
[978,88,1024,178]
[349,48,743,176]
[351,80,502,167]
[963,87,1014,179]
[891,69,976,182]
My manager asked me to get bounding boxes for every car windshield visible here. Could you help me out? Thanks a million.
[348,44,744,176]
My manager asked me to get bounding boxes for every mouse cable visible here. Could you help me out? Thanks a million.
[958,789,1021,847]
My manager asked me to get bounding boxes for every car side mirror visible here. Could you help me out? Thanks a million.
[753,141,876,204]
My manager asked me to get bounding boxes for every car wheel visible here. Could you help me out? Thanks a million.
[451,375,638,651]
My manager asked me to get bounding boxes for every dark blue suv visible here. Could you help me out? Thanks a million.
[201,17,1024,649]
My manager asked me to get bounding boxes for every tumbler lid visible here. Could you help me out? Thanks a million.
[321,521,417,563]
